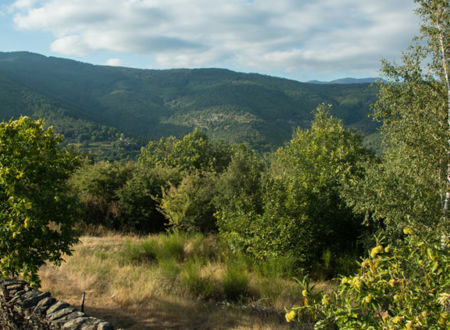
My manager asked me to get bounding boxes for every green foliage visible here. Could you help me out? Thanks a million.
[69,160,135,231]
[159,171,219,233]
[139,129,232,173]
[219,104,373,269]
[120,233,186,264]
[222,261,250,301]
[182,258,216,299]
[0,117,79,285]
[214,145,265,214]
[344,0,449,237]
[116,165,181,233]
[120,238,159,264]
[215,146,266,256]
[286,230,449,329]
[157,232,186,262]
[288,2,450,327]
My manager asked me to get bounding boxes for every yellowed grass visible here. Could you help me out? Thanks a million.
[38,234,314,329]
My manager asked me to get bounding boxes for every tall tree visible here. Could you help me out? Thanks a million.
[345,0,449,235]
[218,104,372,267]
[0,117,79,285]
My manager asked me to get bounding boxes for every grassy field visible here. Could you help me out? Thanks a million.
[38,233,331,329]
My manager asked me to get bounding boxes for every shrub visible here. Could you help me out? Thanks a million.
[286,229,449,328]
[159,171,218,233]
[116,165,182,233]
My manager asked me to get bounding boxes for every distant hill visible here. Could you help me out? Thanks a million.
[308,77,380,84]
[0,51,379,157]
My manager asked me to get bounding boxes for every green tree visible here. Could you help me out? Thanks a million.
[159,171,218,233]
[215,145,266,255]
[344,0,449,236]
[214,145,265,214]
[69,160,134,230]
[288,2,450,327]
[218,104,372,269]
[116,165,182,233]
[0,117,79,285]
[139,129,232,173]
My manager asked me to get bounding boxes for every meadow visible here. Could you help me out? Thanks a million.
[39,232,332,329]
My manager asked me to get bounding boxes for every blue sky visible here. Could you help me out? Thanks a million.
[0,0,420,82]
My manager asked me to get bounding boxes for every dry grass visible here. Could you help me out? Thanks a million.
[38,233,323,329]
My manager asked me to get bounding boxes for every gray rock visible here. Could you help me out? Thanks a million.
[62,316,90,329]
[53,312,86,327]
[46,300,70,315]
[80,317,103,330]
[48,307,77,321]
[96,321,115,330]
[23,291,51,308]
[34,296,56,313]
[1,279,115,330]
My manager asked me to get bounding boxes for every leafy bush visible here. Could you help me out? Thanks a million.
[286,230,449,328]
[0,117,80,285]
[69,160,134,230]
[117,165,181,233]
[218,105,372,271]
[159,171,218,233]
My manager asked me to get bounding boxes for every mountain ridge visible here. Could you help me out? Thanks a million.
[0,51,379,157]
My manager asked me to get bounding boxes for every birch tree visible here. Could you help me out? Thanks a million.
[344,0,449,235]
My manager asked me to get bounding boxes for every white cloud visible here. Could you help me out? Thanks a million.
[9,0,421,79]
[105,58,123,66]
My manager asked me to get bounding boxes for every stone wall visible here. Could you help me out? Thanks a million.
[0,279,115,329]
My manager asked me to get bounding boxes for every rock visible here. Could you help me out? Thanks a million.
[96,321,115,330]
[0,279,115,329]
[62,316,90,329]
[46,300,70,315]
[53,311,85,326]
[48,307,77,321]
[34,296,57,313]
[23,291,51,308]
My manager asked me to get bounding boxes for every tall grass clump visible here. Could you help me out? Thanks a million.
[185,233,217,261]
[222,259,249,301]
[156,232,186,262]
[255,255,299,278]
[120,238,159,264]
[182,258,216,299]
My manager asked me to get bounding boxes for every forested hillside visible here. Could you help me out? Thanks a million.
[0,51,378,157]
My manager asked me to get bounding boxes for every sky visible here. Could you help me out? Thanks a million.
[0,0,421,82]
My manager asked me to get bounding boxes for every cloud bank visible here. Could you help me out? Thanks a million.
[10,0,420,79]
